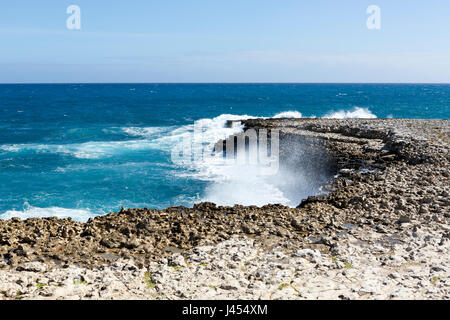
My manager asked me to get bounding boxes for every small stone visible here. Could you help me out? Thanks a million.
[220,280,240,290]
[16,262,47,273]
[5,289,17,298]
[396,215,411,224]
[167,254,187,267]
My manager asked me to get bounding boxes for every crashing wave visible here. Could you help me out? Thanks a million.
[323,107,377,119]
[1,203,95,222]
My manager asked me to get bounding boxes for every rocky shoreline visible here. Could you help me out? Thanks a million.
[1,118,449,300]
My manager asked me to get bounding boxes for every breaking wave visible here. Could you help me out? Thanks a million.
[323,107,377,119]
[1,203,96,222]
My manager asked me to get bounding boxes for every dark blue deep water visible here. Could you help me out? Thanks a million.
[0,84,449,220]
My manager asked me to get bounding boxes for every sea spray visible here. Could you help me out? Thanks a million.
[168,112,334,207]
[1,202,95,222]
[323,107,377,119]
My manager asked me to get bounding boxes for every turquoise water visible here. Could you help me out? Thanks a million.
[0,84,448,220]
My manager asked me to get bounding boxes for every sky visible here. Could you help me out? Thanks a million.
[0,0,449,83]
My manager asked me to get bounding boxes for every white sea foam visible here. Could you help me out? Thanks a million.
[0,139,161,159]
[153,114,256,157]
[200,164,291,206]
[0,145,21,152]
[0,126,170,159]
[273,111,303,118]
[323,107,377,119]
[121,126,169,138]
[1,203,96,222]
[166,112,294,206]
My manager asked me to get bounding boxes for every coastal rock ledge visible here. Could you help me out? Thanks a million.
[0,118,449,300]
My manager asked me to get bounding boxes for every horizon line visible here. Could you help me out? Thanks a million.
[1,82,450,85]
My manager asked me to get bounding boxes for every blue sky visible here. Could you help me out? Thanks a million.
[1,0,449,83]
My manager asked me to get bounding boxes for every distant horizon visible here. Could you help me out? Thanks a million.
[1,82,450,85]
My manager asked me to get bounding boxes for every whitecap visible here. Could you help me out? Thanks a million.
[273,111,303,118]
[0,204,96,222]
[121,126,169,138]
[323,107,377,119]
[0,139,162,159]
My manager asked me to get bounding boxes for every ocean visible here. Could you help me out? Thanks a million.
[0,83,449,221]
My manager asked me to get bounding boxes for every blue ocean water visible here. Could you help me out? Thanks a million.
[0,84,449,221]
